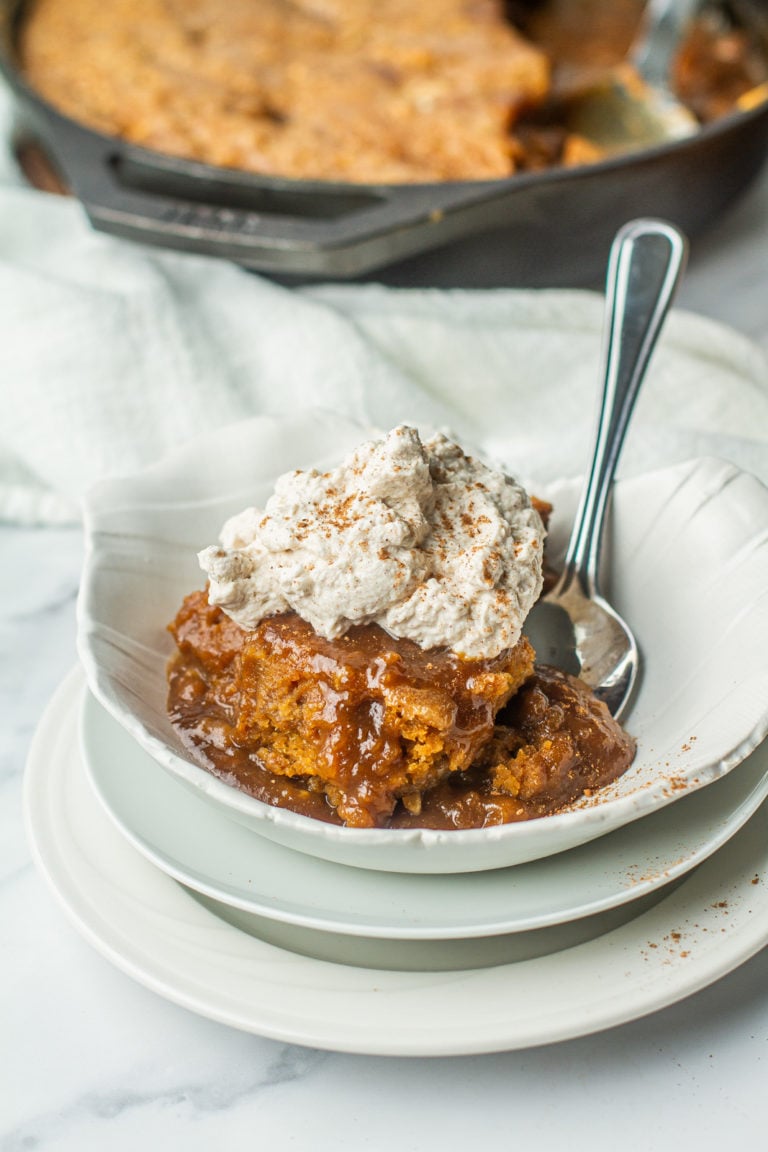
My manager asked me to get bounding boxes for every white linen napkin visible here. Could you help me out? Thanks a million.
[1,82,767,525]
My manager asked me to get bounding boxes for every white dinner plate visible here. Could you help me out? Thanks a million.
[77,411,768,872]
[26,669,768,1056]
[81,679,768,940]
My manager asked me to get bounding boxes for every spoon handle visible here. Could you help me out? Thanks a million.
[630,0,701,91]
[561,217,688,595]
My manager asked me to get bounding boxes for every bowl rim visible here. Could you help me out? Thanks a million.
[75,415,768,853]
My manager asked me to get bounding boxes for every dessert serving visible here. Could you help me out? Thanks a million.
[166,426,635,829]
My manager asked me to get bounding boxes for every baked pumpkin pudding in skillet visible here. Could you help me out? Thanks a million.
[21,0,768,184]
[167,426,635,829]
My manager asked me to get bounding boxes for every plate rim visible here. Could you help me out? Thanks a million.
[25,668,768,1057]
[80,676,768,940]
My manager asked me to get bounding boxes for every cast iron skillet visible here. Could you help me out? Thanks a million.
[2,0,768,286]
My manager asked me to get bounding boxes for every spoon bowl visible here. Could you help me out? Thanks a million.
[525,217,688,720]
[563,0,700,152]
[525,587,638,720]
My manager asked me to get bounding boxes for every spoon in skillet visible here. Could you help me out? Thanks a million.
[524,217,688,721]
[561,0,701,152]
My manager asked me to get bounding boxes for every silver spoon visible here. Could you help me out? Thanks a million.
[564,0,700,152]
[524,218,688,720]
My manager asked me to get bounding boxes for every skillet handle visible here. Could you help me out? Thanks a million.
[66,133,505,279]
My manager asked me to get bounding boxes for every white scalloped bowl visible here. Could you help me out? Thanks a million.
[77,411,768,873]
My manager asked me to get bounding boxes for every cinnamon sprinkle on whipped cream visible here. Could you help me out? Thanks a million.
[199,426,544,658]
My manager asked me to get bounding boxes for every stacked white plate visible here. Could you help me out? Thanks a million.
[25,666,768,1057]
[25,411,768,1057]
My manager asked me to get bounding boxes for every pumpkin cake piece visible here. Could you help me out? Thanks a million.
[166,425,635,830]
[391,665,636,829]
[231,613,535,828]
[168,591,535,828]
[168,425,548,827]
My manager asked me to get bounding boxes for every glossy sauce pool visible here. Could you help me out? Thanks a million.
[167,594,635,829]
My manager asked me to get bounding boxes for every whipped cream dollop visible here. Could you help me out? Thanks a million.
[199,426,545,658]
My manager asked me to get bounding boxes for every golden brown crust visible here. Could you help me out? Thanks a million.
[21,0,549,183]
[19,0,765,187]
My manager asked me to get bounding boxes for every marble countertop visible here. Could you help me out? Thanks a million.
[4,164,768,1150]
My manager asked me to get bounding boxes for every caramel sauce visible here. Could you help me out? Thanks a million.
[167,591,635,829]
[522,0,767,118]
[391,665,636,828]
[510,1,768,169]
